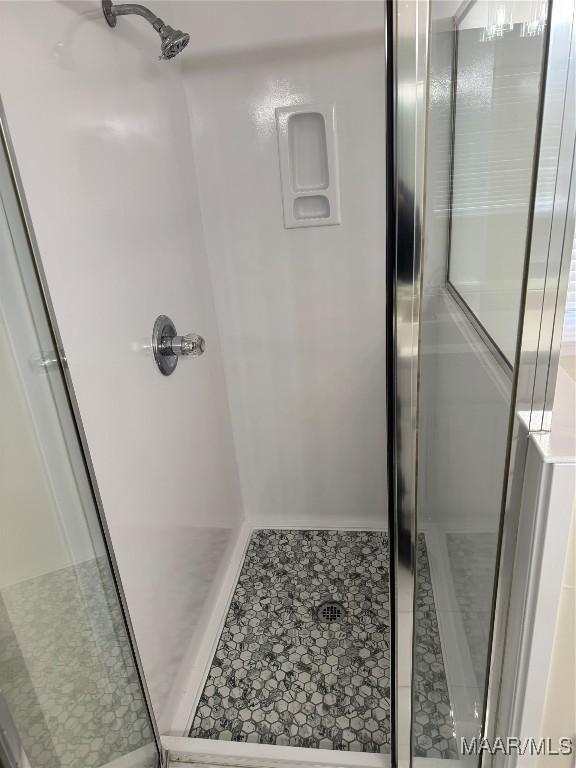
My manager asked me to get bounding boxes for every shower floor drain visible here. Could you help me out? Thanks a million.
[316,599,345,623]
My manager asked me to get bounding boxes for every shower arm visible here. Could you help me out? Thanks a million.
[102,0,190,59]
[103,1,167,33]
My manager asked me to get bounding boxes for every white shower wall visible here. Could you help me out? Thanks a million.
[179,1,388,529]
[0,0,244,731]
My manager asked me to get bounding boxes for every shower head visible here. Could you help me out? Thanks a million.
[159,26,190,60]
[102,1,190,60]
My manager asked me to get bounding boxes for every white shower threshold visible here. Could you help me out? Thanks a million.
[162,735,390,767]
[162,737,473,768]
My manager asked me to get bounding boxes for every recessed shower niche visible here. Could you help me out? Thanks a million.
[276,104,341,228]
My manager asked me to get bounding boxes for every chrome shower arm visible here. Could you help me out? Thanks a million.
[105,3,164,30]
[102,0,190,59]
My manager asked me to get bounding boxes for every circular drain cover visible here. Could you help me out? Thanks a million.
[316,600,345,623]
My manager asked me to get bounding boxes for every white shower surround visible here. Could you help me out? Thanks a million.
[0,0,387,735]
[0,0,498,745]
[0,0,244,732]
[0,1,570,763]
[178,1,387,531]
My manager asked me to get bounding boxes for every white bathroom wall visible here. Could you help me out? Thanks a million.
[177,0,385,58]
[536,361,576,767]
[0,0,244,729]
[179,1,387,528]
[495,365,576,768]
[537,512,575,768]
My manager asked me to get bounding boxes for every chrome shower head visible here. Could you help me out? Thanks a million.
[159,25,190,60]
[103,1,190,60]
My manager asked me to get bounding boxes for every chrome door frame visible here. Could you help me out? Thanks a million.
[386,1,430,765]
[0,100,167,768]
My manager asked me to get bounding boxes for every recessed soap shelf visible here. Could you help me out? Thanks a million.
[276,104,341,229]
[294,195,330,220]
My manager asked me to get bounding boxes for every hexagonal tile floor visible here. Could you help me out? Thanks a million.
[0,558,155,768]
[446,532,498,692]
[189,529,457,758]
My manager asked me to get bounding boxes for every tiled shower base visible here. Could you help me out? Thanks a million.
[190,529,458,759]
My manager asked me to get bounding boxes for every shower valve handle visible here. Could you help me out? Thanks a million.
[152,315,206,376]
[170,333,206,358]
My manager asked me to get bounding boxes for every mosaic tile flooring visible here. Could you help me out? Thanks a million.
[190,529,458,758]
[446,533,498,692]
[415,534,459,758]
[0,558,156,768]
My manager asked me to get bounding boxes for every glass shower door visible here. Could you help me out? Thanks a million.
[0,117,161,768]
[388,0,574,763]
[412,0,574,762]
[415,3,549,759]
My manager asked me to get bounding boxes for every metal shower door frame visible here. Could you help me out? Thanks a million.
[0,98,167,768]
[386,1,430,766]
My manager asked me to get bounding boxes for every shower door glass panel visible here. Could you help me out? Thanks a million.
[448,1,548,365]
[0,138,160,768]
[414,0,549,761]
